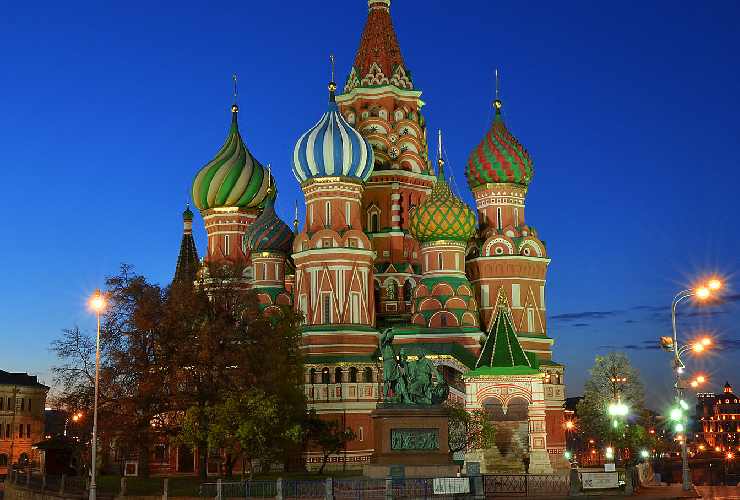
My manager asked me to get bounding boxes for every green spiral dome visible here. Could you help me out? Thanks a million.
[192,105,274,211]
[409,162,476,243]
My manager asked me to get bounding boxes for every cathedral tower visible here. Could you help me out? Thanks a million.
[337,0,436,326]
[291,80,379,468]
[465,90,566,461]
[191,102,274,281]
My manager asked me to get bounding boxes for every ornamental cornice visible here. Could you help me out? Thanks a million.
[472,183,529,196]
[420,240,467,249]
[337,86,424,104]
[301,176,365,189]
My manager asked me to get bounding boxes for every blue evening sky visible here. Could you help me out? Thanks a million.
[2,1,739,410]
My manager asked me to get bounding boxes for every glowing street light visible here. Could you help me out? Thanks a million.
[88,289,106,500]
[667,277,725,492]
[640,450,650,459]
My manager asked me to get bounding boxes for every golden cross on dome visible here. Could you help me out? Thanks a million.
[330,54,335,82]
[232,73,238,104]
[494,68,502,111]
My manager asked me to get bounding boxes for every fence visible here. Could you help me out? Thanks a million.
[199,474,569,499]
[9,472,572,499]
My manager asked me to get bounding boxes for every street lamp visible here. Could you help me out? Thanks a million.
[665,278,723,492]
[88,289,106,500]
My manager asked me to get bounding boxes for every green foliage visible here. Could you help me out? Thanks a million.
[303,413,356,474]
[445,400,495,454]
[577,352,651,461]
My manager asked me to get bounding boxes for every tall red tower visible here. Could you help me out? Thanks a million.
[291,81,379,469]
[465,93,566,461]
[337,0,436,327]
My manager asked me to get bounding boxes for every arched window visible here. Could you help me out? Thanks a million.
[369,212,380,233]
[309,368,317,384]
[363,367,373,383]
[440,313,447,327]
[386,282,397,301]
[321,367,330,384]
[403,280,413,301]
[335,367,343,384]
[349,367,358,383]
[0,454,7,467]
[374,281,381,312]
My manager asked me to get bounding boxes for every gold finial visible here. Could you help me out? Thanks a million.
[328,54,337,100]
[293,200,299,233]
[232,73,239,113]
[437,129,445,174]
[494,68,502,112]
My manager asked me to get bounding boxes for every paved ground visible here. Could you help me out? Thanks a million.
[696,485,740,499]
[634,484,701,498]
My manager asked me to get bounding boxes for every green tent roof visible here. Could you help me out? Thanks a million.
[467,288,539,377]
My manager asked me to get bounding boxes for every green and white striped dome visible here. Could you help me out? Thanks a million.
[192,105,274,211]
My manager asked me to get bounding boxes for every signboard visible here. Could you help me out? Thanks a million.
[604,463,616,472]
[390,428,439,450]
[466,462,481,476]
[432,478,470,495]
[581,471,619,489]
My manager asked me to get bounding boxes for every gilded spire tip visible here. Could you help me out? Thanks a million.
[328,54,337,102]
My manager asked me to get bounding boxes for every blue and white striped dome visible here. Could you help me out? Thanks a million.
[292,100,374,184]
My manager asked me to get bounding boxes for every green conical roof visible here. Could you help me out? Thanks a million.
[468,288,539,376]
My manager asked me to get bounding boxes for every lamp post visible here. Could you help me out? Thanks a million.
[88,289,105,500]
[664,279,721,491]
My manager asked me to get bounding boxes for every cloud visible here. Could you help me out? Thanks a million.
[573,323,590,327]
[551,311,620,322]
[624,319,636,324]
[597,340,660,351]
[717,338,740,351]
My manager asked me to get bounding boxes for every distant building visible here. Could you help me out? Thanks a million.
[0,370,49,475]
[696,382,740,453]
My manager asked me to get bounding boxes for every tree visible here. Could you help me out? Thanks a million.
[167,264,306,479]
[445,400,496,455]
[576,352,648,462]
[304,413,356,475]
[204,390,302,478]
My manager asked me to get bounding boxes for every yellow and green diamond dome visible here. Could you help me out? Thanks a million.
[409,162,476,243]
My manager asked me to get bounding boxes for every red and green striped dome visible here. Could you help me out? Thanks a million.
[466,102,533,190]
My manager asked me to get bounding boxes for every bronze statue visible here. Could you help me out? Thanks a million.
[379,328,449,405]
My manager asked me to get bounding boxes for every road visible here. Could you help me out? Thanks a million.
[698,485,740,498]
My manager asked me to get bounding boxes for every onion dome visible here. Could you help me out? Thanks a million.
[292,82,374,184]
[466,99,533,190]
[243,192,294,255]
[409,154,476,243]
[192,105,274,211]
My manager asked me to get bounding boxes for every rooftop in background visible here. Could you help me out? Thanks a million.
[0,369,49,389]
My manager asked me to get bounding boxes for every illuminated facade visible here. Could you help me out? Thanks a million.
[179,0,567,472]
[696,383,740,452]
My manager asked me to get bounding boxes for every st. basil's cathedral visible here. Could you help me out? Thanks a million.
[177,0,566,473]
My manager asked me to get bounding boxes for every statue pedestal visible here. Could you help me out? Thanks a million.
[363,405,458,478]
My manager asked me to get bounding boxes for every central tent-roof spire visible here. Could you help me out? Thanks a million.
[344,0,412,92]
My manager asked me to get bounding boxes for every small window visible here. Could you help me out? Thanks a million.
[322,238,333,248]
[26,424,30,437]
[28,399,31,412]
[0,454,7,467]
[325,201,332,226]
[310,368,317,384]
[274,263,279,279]
[347,238,358,248]
[403,281,413,301]
[335,367,343,384]
[310,204,315,225]
[20,399,25,411]
[359,426,364,442]
[154,444,167,463]
[0,398,3,410]
[224,235,230,256]
[369,212,380,233]
[322,367,330,384]
[437,253,443,270]
[440,313,448,327]
[363,367,373,383]
[345,202,351,227]
[323,294,332,323]
[496,207,503,230]
[349,367,358,383]
[527,308,535,331]
[351,293,361,323]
